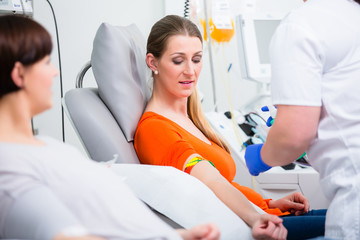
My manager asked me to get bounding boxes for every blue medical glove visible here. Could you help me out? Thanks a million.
[244,143,272,176]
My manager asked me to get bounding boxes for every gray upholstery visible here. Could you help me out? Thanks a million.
[91,23,150,142]
[63,22,255,238]
[64,88,139,163]
[63,24,150,163]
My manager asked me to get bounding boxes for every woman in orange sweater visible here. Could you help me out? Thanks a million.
[135,15,325,240]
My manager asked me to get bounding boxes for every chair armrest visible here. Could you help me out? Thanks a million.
[63,88,139,163]
[110,164,254,239]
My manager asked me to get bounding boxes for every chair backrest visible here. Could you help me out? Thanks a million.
[63,23,151,163]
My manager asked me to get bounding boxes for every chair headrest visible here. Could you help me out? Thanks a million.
[91,23,150,142]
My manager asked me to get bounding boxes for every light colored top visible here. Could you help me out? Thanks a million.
[0,136,180,240]
[270,0,360,177]
[135,111,286,216]
[270,0,360,238]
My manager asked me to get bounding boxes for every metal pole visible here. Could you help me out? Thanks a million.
[203,0,218,112]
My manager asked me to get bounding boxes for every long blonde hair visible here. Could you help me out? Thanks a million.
[147,15,230,153]
[187,88,230,153]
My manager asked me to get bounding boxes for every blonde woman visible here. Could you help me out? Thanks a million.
[135,15,327,240]
[0,15,219,240]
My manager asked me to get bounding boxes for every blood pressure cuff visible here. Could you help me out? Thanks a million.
[3,186,86,240]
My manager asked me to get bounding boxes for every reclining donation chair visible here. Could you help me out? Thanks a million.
[63,22,256,239]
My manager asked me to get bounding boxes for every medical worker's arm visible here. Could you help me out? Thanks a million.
[261,105,320,166]
[188,156,287,240]
[245,105,320,175]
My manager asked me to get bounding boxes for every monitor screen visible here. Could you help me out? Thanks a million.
[254,20,281,64]
[236,15,282,83]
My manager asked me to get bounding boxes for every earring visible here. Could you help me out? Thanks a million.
[154,70,158,75]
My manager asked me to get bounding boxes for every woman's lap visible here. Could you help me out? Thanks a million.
[281,209,327,240]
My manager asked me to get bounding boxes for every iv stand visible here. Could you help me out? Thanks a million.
[203,0,218,112]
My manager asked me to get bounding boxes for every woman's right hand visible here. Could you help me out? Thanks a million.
[251,214,287,240]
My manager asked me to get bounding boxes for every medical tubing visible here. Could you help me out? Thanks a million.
[21,0,36,135]
[216,46,245,144]
[184,0,190,18]
[46,0,65,142]
[203,0,218,111]
[216,46,257,190]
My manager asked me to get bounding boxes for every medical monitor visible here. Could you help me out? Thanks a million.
[236,14,282,83]
[0,0,33,16]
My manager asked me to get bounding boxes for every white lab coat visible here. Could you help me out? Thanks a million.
[270,0,360,239]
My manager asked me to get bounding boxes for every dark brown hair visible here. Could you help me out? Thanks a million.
[0,15,52,98]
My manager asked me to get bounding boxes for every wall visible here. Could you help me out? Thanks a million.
[33,0,165,153]
[165,0,302,114]
[32,0,302,154]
